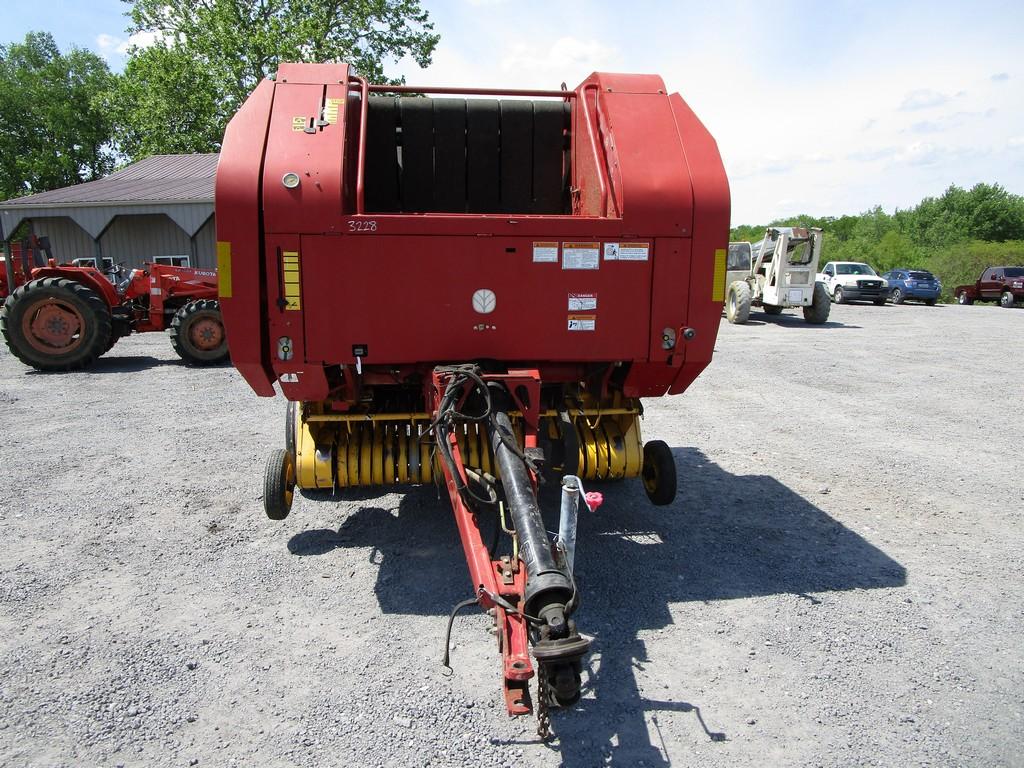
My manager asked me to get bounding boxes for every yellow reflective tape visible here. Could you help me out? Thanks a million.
[216,241,232,298]
[281,251,301,310]
[712,248,727,302]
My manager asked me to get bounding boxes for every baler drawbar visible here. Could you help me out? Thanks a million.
[215,62,729,734]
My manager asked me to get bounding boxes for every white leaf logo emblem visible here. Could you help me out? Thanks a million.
[472,289,496,314]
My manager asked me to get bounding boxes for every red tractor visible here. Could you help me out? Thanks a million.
[1,236,228,371]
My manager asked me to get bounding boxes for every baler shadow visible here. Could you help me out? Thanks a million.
[22,355,181,374]
[288,447,906,767]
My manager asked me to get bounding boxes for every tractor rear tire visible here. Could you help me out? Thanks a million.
[0,277,111,371]
[763,304,784,315]
[169,299,229,365]
[264,449,296,520]
[803,282,831,324]
[726,281,751,324]
[642,440,677,506]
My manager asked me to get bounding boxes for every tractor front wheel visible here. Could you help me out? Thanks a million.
[264,449,296,520]
[169,299,229,365]
[0,278,111,371]
[642,440,677,506]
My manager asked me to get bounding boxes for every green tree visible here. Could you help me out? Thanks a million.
[112,0,440,158]
[0,32,115,199]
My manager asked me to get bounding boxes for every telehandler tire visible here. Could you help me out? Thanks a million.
[264,449,296,520]
[169,299,229,365]
[725,281,751,324]
[0,277,111,371]
[803,282,831,325]
[642,440,677,506]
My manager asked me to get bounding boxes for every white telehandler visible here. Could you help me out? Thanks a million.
[725,226,830,325]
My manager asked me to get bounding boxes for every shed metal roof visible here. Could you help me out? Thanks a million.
[0,154,219,208]
[0,154,218,240]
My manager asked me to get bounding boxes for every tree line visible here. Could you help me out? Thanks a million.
[731,183,1024,301]
[0,0,438,200]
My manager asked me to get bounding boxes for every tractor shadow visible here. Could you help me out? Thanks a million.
[288,448,906,767]
[721,312,859,329]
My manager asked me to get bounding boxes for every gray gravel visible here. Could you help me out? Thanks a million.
[1,301,1022,768]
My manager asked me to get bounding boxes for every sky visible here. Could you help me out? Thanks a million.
[6,0,1024,225]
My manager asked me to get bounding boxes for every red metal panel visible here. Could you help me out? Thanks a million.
[300,235,652,366]
[667,93,730,395]
[263,74,348,235]
[215,79,275,396]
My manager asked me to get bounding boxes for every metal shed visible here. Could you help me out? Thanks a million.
[0,154,218,270]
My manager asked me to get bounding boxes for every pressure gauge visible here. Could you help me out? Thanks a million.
[281,172,301,189]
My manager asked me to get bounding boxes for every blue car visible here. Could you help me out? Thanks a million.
[881,268,941,305]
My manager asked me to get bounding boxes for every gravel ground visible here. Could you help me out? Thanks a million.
[1,301,1022,768]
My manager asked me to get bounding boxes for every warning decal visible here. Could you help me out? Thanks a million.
[618,242,650,261]
[603,243,620,260]
[323,98,343,124]
[568,293,597,311]
[291,116,306,132]
[533,241,559,263]
[568,314,597,331]
[562,242,600,270]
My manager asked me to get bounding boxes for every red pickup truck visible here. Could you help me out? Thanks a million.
[955,266,1024,307]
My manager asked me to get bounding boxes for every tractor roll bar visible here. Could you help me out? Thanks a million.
[346,77,610,216]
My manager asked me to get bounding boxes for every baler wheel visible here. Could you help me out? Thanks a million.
[169,299,229,365]
[0,277,111,371]
[725,282,751,324]
[264,448,296,520]
[641,440,677,506]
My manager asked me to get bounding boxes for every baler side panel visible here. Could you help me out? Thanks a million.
[598,83,694,238]
[300,235,653,365]
[667,93,730,395]
[215,79,276,396]
[263,73,348,235]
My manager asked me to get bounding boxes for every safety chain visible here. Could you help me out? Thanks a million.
[536,664,552,740]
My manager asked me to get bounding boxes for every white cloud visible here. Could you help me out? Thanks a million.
[500,37,620,79]
[94,30,164,61]
[991,72,1010,82]
[899,89,952,111]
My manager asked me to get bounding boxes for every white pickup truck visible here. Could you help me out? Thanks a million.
[817,261,890,305]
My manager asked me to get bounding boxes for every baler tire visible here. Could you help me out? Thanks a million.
[264,449,296,520]
[958,291,973,305]
[169,299,228,366]
[642,440,677,506]
[1000,291,1015,308]
[0,277,111,371]
[726,282,751,325]
[285,401,298,461]
[763,304,784,315]
[803,282,831,325]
